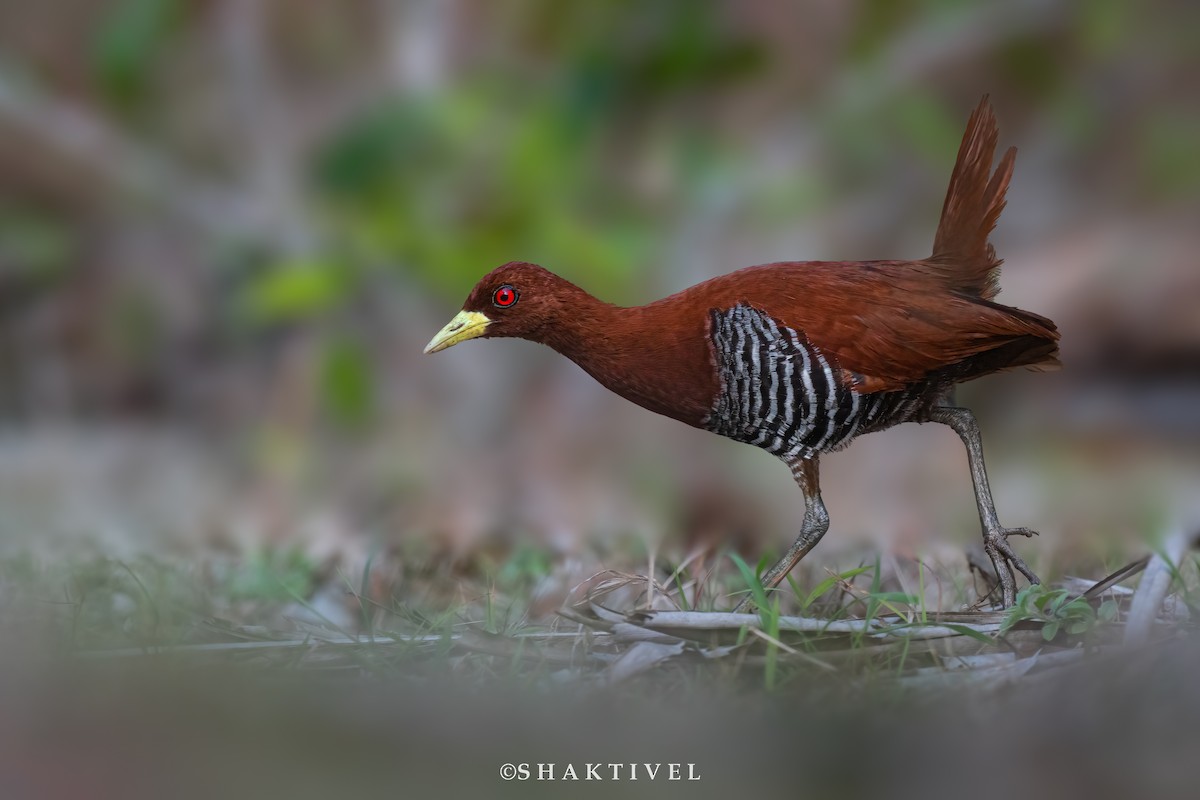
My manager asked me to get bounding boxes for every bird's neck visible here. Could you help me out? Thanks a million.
[536,290,716,429]
[536,289,628,377]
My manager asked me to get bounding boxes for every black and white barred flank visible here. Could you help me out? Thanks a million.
[703,305,928,461]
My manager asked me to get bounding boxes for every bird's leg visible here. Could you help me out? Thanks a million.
[926,405,1040,607]
[733,457,829,612]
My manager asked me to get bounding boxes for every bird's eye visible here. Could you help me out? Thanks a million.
[492,285,518,308]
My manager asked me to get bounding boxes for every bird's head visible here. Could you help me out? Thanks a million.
[424,261,580,354]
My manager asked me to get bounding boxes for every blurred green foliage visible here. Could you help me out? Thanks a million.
[0,211,74,281]
[314,92,646,305]
[1,0,1197,432]
[64,556,204,649]
[1002,584,1119,641]
[1142,114,1200,199]
[320,335,374,427]
[240,258,350,324]
[891,90,963,165]
[93,0,185,106]
[227,548,317,602]
[311,2,766,306]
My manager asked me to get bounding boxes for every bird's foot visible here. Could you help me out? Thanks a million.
[983,525,1041,607]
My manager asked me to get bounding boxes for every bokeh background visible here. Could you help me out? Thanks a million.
[2,3,1199,798]
[1,0,1198,616]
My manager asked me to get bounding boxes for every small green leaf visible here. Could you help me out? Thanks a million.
[1069,604,1096,624]
[1098,599,1119,622]
[1048,592,1069,613]
[1000,604,1028,634]
[1035,589,1060,612]
[1067,620,1091,635]
[1042,621,1060,641]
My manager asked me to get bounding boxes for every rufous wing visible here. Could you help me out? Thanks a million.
[756,262,1059,393]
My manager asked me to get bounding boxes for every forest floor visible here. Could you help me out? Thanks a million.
[1,431,1197,798]
[2,536,1198,799]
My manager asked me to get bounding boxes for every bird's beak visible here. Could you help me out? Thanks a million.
[424,310,492,354]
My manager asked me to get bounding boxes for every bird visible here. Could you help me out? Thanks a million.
[424,97,1059,609]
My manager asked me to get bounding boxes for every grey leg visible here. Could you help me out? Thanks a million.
[734,457,829,612]
[927,406,1040,607]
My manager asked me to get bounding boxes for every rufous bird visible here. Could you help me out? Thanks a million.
[425,97,1059,609]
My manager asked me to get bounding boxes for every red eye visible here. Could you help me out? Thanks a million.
[493,285,518,308]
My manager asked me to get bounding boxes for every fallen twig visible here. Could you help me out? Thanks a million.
[1124,528,1197,646]
[629,610,1004,641]
[1082,557,1152,601]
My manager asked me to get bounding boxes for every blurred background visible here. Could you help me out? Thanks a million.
[2,3,1199,796]
[0,0,1197,620]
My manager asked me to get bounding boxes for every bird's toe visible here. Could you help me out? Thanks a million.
[983,527,1041,597]
[1002,526,1039,539]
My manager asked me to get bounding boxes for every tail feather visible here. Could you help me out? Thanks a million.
[929,95,1016,301]
[955,295,1061,380]
[954,335,1060,383]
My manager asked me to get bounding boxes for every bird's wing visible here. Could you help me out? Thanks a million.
[748,262,1058,393]
[679,255,1058,395]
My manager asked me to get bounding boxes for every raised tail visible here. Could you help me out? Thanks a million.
[928,95,1016,301]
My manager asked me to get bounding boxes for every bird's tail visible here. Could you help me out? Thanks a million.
[954,297,1061,381]
[928,96,1016,302]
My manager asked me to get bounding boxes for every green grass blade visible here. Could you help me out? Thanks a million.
[728,552,771,614]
